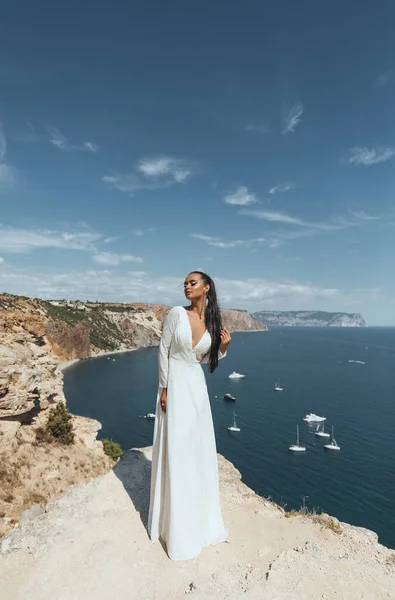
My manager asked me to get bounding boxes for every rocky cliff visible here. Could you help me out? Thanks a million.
[0,300,111,539]
[0,294,265,363]
[0,294,163,359]
[1,446,393,600]
[253,310,366,327]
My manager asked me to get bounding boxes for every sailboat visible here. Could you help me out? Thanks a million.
[273,378,283,392]
[289,425,306,452]
[227,411,241,432]
[324,426,340,451]
[315,423,330,438]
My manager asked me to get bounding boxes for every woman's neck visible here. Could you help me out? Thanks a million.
[189,298,204,317]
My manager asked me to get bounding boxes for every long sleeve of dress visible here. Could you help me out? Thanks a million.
[158,307,179,388]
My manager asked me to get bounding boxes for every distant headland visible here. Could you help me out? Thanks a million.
[253,310,366,327]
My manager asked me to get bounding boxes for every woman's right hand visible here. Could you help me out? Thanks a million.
[160,388,167,413]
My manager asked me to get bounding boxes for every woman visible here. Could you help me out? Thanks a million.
[148,271,232,561]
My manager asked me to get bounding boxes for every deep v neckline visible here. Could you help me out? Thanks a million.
[182,307,208,350]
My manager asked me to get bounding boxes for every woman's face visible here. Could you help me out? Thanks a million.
[183,272,209,301]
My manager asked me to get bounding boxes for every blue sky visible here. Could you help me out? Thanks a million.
[0,0,394,325]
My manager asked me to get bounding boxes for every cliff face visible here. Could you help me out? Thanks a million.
[0,309,65,418]
[0,300,111,539]
[0,294,164,360]
[221,308,267,332]
[253,310,366,327]
[0,294,265,363]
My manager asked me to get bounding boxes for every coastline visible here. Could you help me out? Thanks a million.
[57,328,266,373]
[58,347,140,372]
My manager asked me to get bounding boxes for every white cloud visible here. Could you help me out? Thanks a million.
[103,155,193,196]
[239,209,304,225]
[245,124,270,134]
[83,142,100,153]
[49,128,69,150]
[373,70,395,88]
[239,209,359,233]
[268,183,293,195]
[0,264,346,313]
[0,226,144,264]
[133,227,157,237]
[0,123,17,189]
[0,225,101,254]
[220,278,339,304]
[192,234,218,243]
[102,173,158,195]
[93,252,143,266]
[137,156,191,183]
[192,233,265,249]
[347,147,395,166]
[224,186,257,206]
[282,102,304,135]
[351,210,384,221]
[49,128,99,153]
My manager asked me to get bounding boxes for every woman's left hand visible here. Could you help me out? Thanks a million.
[220,327,231,353]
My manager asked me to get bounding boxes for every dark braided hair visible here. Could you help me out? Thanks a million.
[191,271,222,373]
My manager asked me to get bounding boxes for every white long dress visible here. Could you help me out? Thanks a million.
[148,305,229,561]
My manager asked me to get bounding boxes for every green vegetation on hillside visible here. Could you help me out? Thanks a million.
[102,439,123,461]
[36,402,75,445]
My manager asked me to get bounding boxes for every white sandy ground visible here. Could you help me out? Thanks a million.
[1,447,394,600]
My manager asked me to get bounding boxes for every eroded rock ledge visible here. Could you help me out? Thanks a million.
[0,448,393,600]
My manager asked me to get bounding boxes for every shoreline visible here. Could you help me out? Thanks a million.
[57,329,266,373]
[58,347,140,372]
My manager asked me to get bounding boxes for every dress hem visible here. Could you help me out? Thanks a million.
[150,526,229,561]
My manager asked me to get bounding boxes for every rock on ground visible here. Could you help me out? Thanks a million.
[0,448,394,600]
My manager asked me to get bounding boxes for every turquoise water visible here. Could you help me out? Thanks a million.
[64,327,395,549]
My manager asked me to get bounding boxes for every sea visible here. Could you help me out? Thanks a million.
[64,326,395,549]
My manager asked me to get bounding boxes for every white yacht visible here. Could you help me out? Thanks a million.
[227,411,241,432]
[144,413,156,420]
[223,393,236,401]
[289,425,306,452]
[324,426,340,451]
[303,413,326,423]
[228,371,246,379]
[315,423,330,438]
[273,378,283,392]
